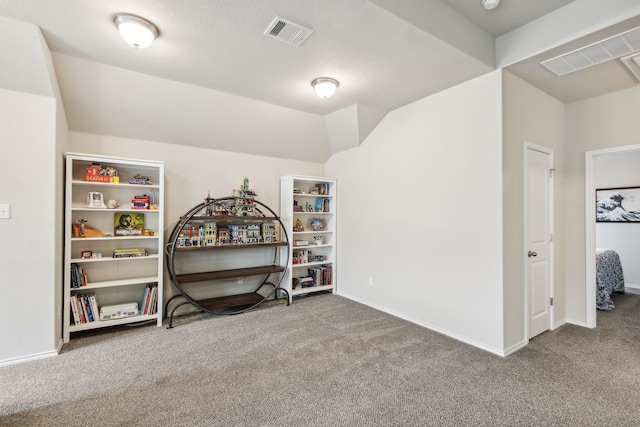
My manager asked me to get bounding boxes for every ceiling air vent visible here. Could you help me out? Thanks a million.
[541,26,640,77]
[264,16,313,47]
[621,52,640,82]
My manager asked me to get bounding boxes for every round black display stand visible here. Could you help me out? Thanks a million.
[164,196,290,328]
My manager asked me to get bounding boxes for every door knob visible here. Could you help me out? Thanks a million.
[528,251,537,257]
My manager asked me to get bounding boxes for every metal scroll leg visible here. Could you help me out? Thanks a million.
[276,288,291,306]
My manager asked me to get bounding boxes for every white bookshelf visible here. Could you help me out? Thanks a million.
[280,175,336,302]
[63,153,164,342]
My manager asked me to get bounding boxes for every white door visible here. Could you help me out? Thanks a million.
[525,146,553,339]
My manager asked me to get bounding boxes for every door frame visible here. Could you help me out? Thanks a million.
[524,142,555,339]
[584,143,640,328]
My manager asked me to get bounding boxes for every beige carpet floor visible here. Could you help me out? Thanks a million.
[1,292,639,426]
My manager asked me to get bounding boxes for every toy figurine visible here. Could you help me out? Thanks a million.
[76,219,88,237]
[294,218,304,232]
[106,199,120,209]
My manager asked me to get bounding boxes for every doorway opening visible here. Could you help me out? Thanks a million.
[584,143,640,328]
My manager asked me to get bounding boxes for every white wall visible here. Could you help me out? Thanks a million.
[595,151,640,288]
[502,71,565,351]
[0,89,58,363]
[0,17,67,365]
[325,71,505,354]
[67,132,324,304]
[565,85,640,324]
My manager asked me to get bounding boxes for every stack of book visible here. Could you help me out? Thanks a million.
[293,276,315,289]
[112,248,148,258]
[293,249,312,264]
[70,293,99,325]
[315,183,330,195]
[70,263,88,288]
[308,265,333,287]
[140,284,158,315]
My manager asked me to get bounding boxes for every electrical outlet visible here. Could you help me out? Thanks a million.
[237,277,244,285]
[368,277,374,287]
[0,204,10,219]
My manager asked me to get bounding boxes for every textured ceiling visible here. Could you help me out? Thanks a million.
[0,1,639,161]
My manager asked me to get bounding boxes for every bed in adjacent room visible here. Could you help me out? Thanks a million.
[596,248,625,310]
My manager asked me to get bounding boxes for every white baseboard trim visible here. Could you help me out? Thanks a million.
[566,319,592,328]
[0,348,59,367]
[553,318,567,330]
[503,340,528,356]
[625,284,640,294]
[337,291,507,357]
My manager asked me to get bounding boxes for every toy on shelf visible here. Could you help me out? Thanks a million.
[72,219,105,238]
[130,174,152,185]
[310,217,325,231]
[85,163,119,183]
[85,192,106,209]
[149,189,158,210]
[202,177,260,218]
[106,199,120,209]
[232,176,258,216]
[131,195,150,210]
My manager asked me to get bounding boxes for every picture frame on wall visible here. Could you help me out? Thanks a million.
[596,186,640,222]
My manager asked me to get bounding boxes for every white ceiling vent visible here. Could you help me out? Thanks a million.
[264,16,313,47]
[621,52,640,82]
[542,26,640,77]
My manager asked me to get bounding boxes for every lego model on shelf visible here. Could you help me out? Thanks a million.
[63,153,164,343]
[164,178,290,328]
[280,175,337,302]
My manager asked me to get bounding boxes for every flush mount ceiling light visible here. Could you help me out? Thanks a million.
[481,0,501,10]
[114,14,158,48]
[311,78,339,98]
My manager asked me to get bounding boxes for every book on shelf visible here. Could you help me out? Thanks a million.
[71,293,100,325]
[82,296,94,322]
[308,264,333,287]
[70,263,88,288]
[89,294,99,321]
[70,295,81,325]
[315,183,330,195]
[114,212,145,236]
[140,284,158,315]
[294,276,315,289]
[293,249,312,264]
[112,248,149,258]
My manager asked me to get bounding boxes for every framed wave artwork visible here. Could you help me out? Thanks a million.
[596,187,640,222]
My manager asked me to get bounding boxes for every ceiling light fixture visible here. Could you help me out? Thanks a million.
[311,78,339,98]
[114,14,159,49]
[481,0,501,10]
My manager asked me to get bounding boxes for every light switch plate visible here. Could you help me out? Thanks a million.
[0,204,10,219]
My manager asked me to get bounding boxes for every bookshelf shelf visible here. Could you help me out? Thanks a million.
[165,195,290,328]
[79,276,161,290]
[68,314,159,332]
[281,175,337,302]
[71,180,161,190]
[70,254,160,263]
[70,235,159,242]
[63,153,164,343]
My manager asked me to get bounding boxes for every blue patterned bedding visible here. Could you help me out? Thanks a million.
[596,248,625,310]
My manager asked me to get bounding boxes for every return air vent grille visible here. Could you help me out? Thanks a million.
[264,16,313,47]
[621,53,640,82]
[542,26,640,77]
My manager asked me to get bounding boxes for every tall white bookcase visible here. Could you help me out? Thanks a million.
[280,175,336,302]
[63,153,164,343]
